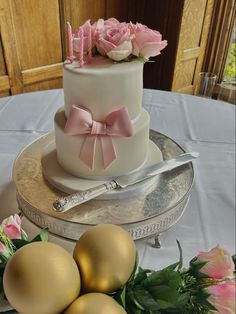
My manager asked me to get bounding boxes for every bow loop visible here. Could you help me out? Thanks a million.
[64,105,133,169]
[64,105,93,134]
[105,107,133,137]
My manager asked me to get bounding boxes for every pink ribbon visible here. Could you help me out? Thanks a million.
[64,105,133,169]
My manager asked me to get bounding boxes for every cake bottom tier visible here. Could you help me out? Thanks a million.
[54,108,152,178]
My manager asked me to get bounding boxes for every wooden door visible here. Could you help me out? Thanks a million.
[0,0,107,97]
[171,0,215,94]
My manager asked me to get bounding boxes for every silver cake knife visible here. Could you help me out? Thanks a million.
[53,152,199,213]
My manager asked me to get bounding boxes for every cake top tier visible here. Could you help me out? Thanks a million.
[66,18,167,66]
[63,56,144,120]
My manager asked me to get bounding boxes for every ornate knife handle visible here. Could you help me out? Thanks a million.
[53,181,117,213]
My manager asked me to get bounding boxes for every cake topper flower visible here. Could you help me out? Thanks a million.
[67,18,167,66]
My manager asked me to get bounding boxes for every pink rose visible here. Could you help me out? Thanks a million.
[0,242,10,258]
[93,18,133,61]
[129,22,167,60]
[207,280,236,314]
[0,214,26,240]
[73,20,93,52]
[196,246,234,280]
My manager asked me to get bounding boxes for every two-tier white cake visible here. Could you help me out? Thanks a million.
[42,18,167,195]
[55,56,156,179]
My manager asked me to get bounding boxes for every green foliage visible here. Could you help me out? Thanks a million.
[114,242,215,314]
[224,42,236,82]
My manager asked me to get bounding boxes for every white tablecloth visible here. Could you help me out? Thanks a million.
[0,89,235,271]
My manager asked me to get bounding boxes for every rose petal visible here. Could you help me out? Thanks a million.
[107,40,132,61]
[3,224,21,239]
[139,40,167,58]
[207,280,236,314]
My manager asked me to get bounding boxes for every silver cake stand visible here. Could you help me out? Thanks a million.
[13,130,194,247]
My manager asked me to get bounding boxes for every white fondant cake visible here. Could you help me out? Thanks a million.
[51,17,168,181]
[54,56,161,179]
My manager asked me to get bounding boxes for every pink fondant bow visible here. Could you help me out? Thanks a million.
[64,105,133,169]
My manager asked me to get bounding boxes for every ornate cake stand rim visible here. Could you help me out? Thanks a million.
[13,129,195,228]
[17,191,190,240]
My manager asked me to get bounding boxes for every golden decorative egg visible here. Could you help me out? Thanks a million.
[3,242,81,314]
[73,224,136,293]
[64,292,127,314]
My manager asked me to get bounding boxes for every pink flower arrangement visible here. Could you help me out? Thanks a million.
[0,214,28,262]
[67,18,167,65]
[196,246,235,280]
[0,214,25,240]
[0,242,10,258]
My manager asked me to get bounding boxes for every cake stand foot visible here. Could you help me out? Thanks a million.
[147,233,162,248]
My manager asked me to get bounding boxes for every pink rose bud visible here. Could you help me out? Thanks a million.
[0,242,10,258]
[207,280,236,314]
[1,214,22,239]
[196,246,234,280]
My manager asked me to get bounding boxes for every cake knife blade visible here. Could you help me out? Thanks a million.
[53,151,199,213]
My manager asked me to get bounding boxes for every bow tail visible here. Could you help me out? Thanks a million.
[101,135,116,169]
[79,135,97,169]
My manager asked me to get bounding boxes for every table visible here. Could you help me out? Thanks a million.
[0,89,235,270]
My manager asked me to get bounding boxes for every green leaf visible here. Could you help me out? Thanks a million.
[232,254,236,272]
[0,253,9,264]
[128,253,139,284]
[176,240,183,271]
[133,267,152,285]
[189,257,208,279]
[115,284,126,309]
[132,286,161,311]
[11,239,29,250]
[174,291,191,308]
[142,268,181,289]
[127,287,146,311]
[148,285,180,305]
[162,262,179,272]
[0,277,4,294]
[20,229,28,241]
[31,228,49,243]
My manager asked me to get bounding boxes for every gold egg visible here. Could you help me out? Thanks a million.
[73,224,136,293]
[64,292,127,314]
[3,242,81,314]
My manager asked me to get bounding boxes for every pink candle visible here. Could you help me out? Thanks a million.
[87,23,92,62]
[79,27,84,67]
[67,22,74,63]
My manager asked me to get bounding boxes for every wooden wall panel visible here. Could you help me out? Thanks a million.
[0,36,10,97]
[62,0,105,27]
[0,0,63,94]
[172,0,215,94]
[23,79,63,93]
[0,0,23,94]
[11,0,62,70]
[106,0,128,20]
